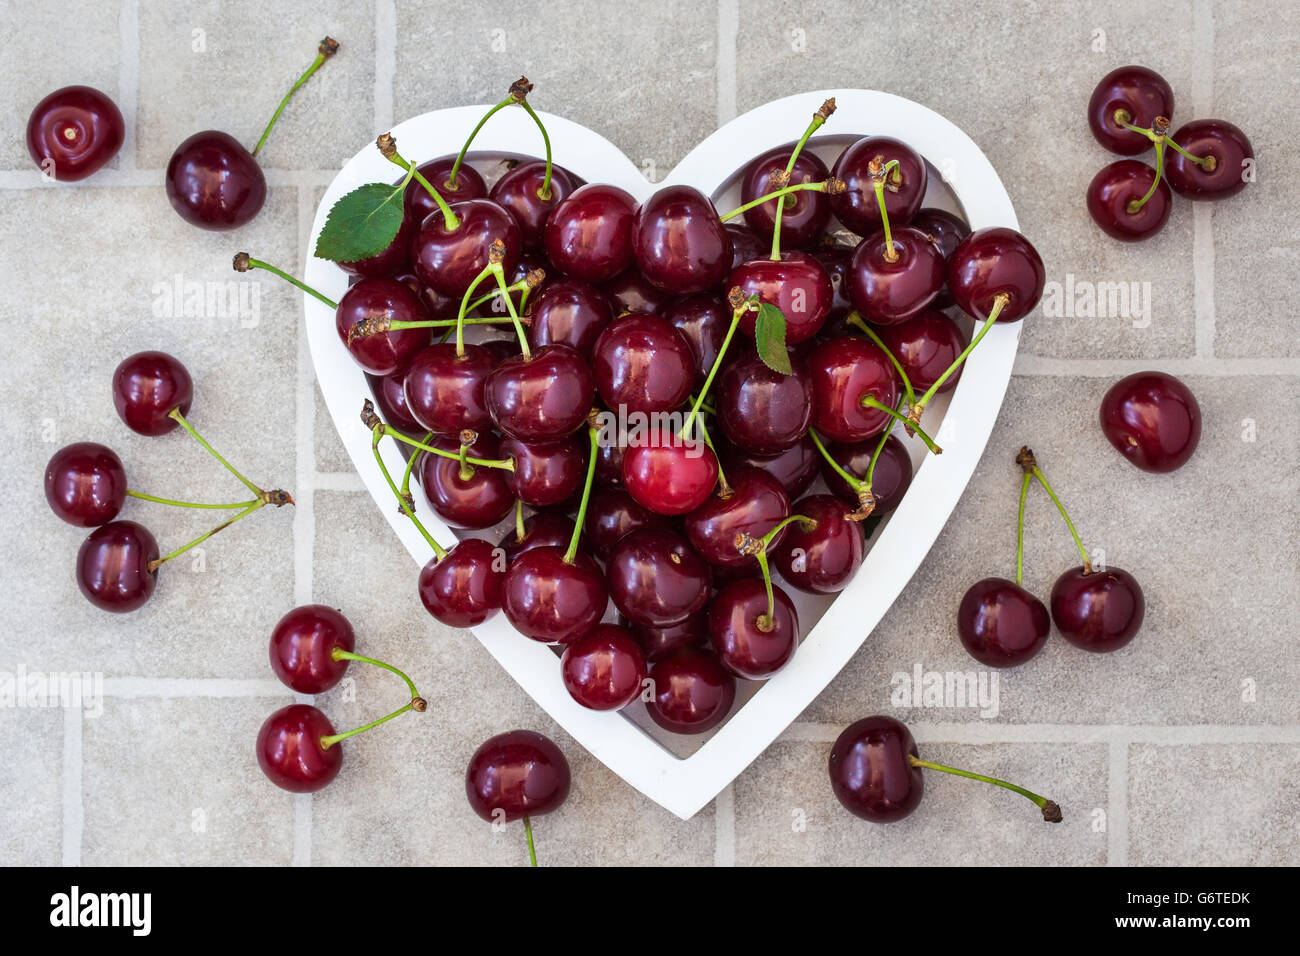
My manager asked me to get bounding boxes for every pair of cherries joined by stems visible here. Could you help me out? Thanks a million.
[1086,65,1254,241]
[44,350,292,612]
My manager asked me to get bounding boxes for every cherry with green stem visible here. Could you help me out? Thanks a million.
[466,729,570,867]
[361,402,515,473]
[234,252,336,309]
[1114,113,1214,171]
[846,312,915,408]
[907,291,1010,428]
[678,288,754,440]
[808,427,876,519]
[251,39,339,158]
[448,77,553,194]
[378,132,460,230]
[766,98,836,258]
[734,516,811,632]
[718,179,846,225]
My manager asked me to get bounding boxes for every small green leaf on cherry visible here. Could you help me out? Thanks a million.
[754,302,792,375]
[313,182,406,263]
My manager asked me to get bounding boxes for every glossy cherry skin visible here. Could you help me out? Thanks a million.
[592,313,695,415]
[258,705,342,793]
[501,434,585,508]
[544,183,638,283]
[489,161,576,248]
[633,185,732,294]
[622,425,719,516]
[708,578,799,679]
[339,212,415,277]
[402,342,493,435]
[594,428,628,487]
[1088,65,1175,155]
[957,578,1050,667]
[112,350,193,435]
[165,131,266,230]
[946,227,1046,323]
[877,309,967,394]
[561,624,648,711]
[584,486,669,560]
[1051,566,1145,653]
[26,86,124,181]
[684,467,790,571]
[720,434,820,501]
[269,605,355,693]
[771,494,864,594]
[45,442,127,527]
[830,136,927,235]
[1087,160,1172,242]
[336,278,432,376]
[716,351,813,454]
[485,344,594,442]
[1167,119,1253,200]
[811,241,855,313]
[601,268,676,316]
[910,208,970,308]
[821,434,913,515]
[607,528,711,627]
[526,278,614,357]
[828,715,923,822]
[466,729,570,823]
[847,227,945,325]
[725,222,768,271]
[417,433,514,529]
[666,294,728,384]
[502,546,607,644]
[500,512,576,561]
[411,198,522,298]
[75,520,159,612]
[404,155,487,224]
[645,649,736,735]
[729,252,834,344]
[630,614,706,663]
[418,537,506,628]
[740,144,832,249]
[1099,371,1201,472]
[368,371,423,433]
[807,336,899,442]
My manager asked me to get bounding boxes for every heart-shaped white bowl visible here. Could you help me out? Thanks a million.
[306,89,1020,819]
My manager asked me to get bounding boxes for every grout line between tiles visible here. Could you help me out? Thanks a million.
[117,0,140,174]
[101,678,289,698]
[314,471,367,491]
[1107,738,1129,866]
[374,0,396,134]
[714,783,736,866]
[1191,0,1216,359]
[61,704,83,866]
[780,721,1300,745]
[1011,355,1297,377]
[716,0,738,126]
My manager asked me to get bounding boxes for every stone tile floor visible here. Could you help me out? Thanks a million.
[0,0,1295,866]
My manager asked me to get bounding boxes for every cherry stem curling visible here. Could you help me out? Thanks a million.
[866,396,906,487]
[1018,445,1092,574]
[910,292,1010,422]
[252,37,338,158]
[378,134,458,230]
[488,258,532,359]
[563,425,600,565]
[233,253,337,310]
[319,648,426,750]
[769,97,835,259]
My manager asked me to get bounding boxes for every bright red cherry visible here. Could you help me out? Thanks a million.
[486,344,595,443]
[828,715,923,822]
[715,350,813,454]
[770,495,864,594]
[684,467,790,572]
[830,137,927,235]
[75,520,158,612]
[501,546,607,644]
[112,350,193,435]
[417,432,514,529]
[1088,66,1174,155]
[946,227,1045,322]
[257,704,342,793]
[645,649,736,735]
[622,425,719,516]
[820,434,913,515]
[957,578,1050,667]
[544,183,637,283]
[846,227,945,325]
[606,528,712,627]
[269,605,355,693]
[411,198,522,298]
[418,537,506,628]
[876,309,967,394]
[402,343,494,435]
[26,85,124,181]
[489,161,576,248]
[1166,119,1253,200]
[739,145,832,249]
[708,578,799,679]
[45,442,127,527]
[166,131,267,230]
[807,336,898,442]
[1100,371,1202,473]
[1087,160,1172,241]
[526,278,614,357]
[729,251,833,344]
[1051,566,1145,653]
[632,185,732,294]
[591,313,695,415]
[560,624,648,710]
[466,730,570,822]
[336,278,432,376]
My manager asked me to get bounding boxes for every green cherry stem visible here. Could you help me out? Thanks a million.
[252,37,338,157]
[861,396,941,454]
[125,490,258,510]
[400,432,431,498]
[232,253,337,309]
[870,158,901,262]
[513,497,527,542]
[865,397,906,486]
[362,402,514,473]
[735,515,813,629]
[168,409,268,497]
[378,134,460,231]
[562,425,600,565]
[517,98,555,200]
[768,97,837,259]
[318,648,426,750]
[808,426,875,522]
[809,427,860,492]
[693,413,730,496]
[908,754,1062,822]
[910,292,1010,423]
[369,421,444,557]
[488,259,532,358]
[1017,446,1092,574]
[1128,135,1166,214]
[448,76,542,191]
[523,816,538,867]
[679,289,750,438]
[1015,470,1031,586]
[1116,115,1214,169]
[719,180,842,224]
[147,500,265,572]
[455,260,498,356]
[846,312,914,405]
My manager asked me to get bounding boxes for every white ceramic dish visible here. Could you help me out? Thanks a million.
[305,89,1020,819]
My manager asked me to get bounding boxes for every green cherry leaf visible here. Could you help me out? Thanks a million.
[313,182,406,263]
[754,302,792,375]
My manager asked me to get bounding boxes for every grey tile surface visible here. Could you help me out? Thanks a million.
[0,707,63,865]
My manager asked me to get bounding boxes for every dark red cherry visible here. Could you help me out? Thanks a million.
[1086,160,1172,242]
[729,252,833,344]
[339,212,415,278]
[828,715,923,822]
[560,624,648,710]
[583,486,669,560]
[404,155,487,224]
[112,350,193,436]
[257,704,342,793]
[622,425,719,516]
[1099,371,1201,472]
[1166,119,1253,200]
[45,442,127,527]
[909,208,970,308]
[847,227,945,325]
[630,614,706,663]
[411,198,522,298]
[946,227,1045,322]
[489,161,576,248]
[957,578,1050,667]
[740,145,831,249]
[26,85,124,181]
[592,313,695,415]
[485,344,594,442]
[708,578,799,679]
[544,183,637,283]
[632,185,732,294]
[501,434,585,508]
[466,729,570,822]
[269,604,355,693]
[501,546,607,644]
[1050,566,1145,653]
[724,222,768,272]
[500,512,576,561]
[666,293,729,384]
[526,278,614,358]
[594,427,628,487]
[830,136,927,235]
[601,268,677,316]
[811,240,855,312]
[1088,66,1174,155]
[336,277,432,376]
[807,336,898,442]
[165,130,267,230]
[402,342,494,435]
[684,467,789,571]
[76,520,158,612]
[770,494,864,594]
[720,434,821,501]
[876,309,967,394]
[606,528,711,627]
[821,433,913,515]
[368,371,424,435]
[645,649,736,735]
[418,537,506,628]
[716,350,812,454]
[417,432,514,529]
